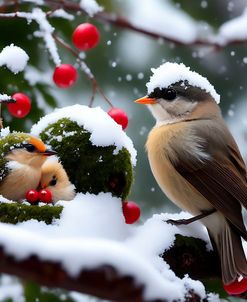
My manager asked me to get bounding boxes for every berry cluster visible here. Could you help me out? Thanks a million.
[26,189,53,205]
[5,23,130,132]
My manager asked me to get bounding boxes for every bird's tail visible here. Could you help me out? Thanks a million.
[208,221,247,286]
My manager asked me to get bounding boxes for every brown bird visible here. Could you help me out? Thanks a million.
[134,62,247,294]
[40,160,75,202]
[0,133,56,201]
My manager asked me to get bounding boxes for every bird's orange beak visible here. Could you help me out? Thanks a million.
[134,96,157,105]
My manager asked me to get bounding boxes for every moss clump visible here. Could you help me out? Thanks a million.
[0,202,62,224]
[40,118,133,200]
[0,132,30,180]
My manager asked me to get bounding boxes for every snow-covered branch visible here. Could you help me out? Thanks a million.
[0,232,220,302]
[12,0,247,50]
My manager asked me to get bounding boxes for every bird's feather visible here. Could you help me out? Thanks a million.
[172,122,247,240]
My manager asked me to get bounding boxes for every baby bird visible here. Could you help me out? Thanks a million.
[0,132,56,201]
[40,160,75,202]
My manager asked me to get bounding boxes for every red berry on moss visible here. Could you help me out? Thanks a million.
[224,278,247,295]
[26,189,39,204]
[53,64,77,88]
[72,23,100,51]
[39,189,53,203]
[108,108,129,130]
[122,201,141,224]
[7,93,31,118]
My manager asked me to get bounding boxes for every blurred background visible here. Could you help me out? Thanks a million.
[1,0,245,219]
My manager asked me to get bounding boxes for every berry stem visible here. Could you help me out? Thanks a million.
[52,33,113,107]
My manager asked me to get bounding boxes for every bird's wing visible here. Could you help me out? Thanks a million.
[172,126,247,239]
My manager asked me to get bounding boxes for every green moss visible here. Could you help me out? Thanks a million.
[40,118,133,200]
[0,132,30,180]
[0,203,62,224]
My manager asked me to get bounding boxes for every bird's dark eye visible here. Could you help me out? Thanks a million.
[162,88,177,100]
[148,88,177,101]
[49,176,57,186]
[23,144,36,152]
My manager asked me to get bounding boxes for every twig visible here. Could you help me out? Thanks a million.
[52,33,113,107]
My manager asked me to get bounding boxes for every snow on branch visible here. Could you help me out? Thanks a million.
[24,0,247,50]
[0,238,220,302]
[2,0,247,50]
[0,9,61,66]
[0,194,225,302]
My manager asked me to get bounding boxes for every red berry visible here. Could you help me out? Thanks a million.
[122,201,141,224]
[53,64,77,88]
[224,278,247,295]
[7,93,31,118]
[108,108,129,130]
[38,189,53,203]
[72,23,100,51]
[26,189,39,204]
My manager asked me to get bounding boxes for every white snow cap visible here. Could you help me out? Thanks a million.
[31,105,137,166]
[146,62,220,104]
[0,44,29,74]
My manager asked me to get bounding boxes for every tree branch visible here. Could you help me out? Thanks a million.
[39,0,247,50]
[1,0,247,49]
[0,233,238,301]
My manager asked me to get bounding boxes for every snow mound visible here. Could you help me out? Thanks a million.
[0,44,29,74]
[31,105,137,166]
[0,193,212,301]
[146,62,220,104]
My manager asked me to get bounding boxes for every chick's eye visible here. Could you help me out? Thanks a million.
[161,88,177,101]
[24,144,36,152]
[49,178,57,186]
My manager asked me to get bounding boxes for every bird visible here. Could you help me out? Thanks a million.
[134,62,247,294]
[40,160,75,202]
[0,132,56,201]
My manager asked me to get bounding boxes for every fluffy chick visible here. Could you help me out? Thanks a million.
[40,160,75,202]
[0,133,56,201]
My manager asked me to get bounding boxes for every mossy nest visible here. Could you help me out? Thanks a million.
[39,118,133,200]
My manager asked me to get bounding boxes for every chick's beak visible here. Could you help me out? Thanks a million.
[42,149,57,156]
[134,96,157,105]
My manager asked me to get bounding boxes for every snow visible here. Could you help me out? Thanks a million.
[126,0,201,44]
[79,0,103,17]
[50,9,75,21]
[0,192,213,301]
[31,105,137,166]
[0,9,61,66]
[146,62,220,104]
[218,8,247,44]
[0,44,29,74]
[0,275,23,302]
[0,127,10,138]
[0,94,11,101]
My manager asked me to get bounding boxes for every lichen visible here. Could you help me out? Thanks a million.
[40,118,133,200]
